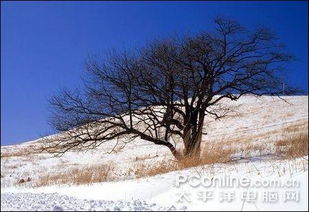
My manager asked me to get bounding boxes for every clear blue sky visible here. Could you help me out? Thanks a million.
[1,1,308,145]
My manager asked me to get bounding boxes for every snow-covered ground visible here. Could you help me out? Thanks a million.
[1,192,181,211]
[1,95,308,211]
[1,157,308,211]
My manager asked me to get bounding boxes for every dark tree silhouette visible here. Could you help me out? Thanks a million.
[43,17,296,159]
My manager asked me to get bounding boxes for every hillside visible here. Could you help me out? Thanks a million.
[1,95,308,211]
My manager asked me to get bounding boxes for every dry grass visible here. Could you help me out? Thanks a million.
[1,151,31,158]
[128,145,238,179]
[35,163,114,187]
[275,133,308,159]
[5,117,307,187]
[205,120,307,147]
[19,130,309,187]
[200,145,237,164]
[128,127,308,179]
[1,144,40,158]
[129,160,178,178]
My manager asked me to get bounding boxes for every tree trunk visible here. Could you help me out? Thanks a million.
[182,109,205,159]
[183,127,202,159]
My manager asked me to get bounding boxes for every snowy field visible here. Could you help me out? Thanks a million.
[1,192,181,211]
[1,95,308,211]
[1,158,308,211]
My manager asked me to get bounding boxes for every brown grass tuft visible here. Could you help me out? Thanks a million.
[129,160,178,178]
[275,133,308,159]
[128,146,237,179]
[200,145,236,164]
[35,163,114,187]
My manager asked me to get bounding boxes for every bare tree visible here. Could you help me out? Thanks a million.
[43,17,296,160]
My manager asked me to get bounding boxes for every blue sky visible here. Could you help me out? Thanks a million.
[1,1,308,145]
